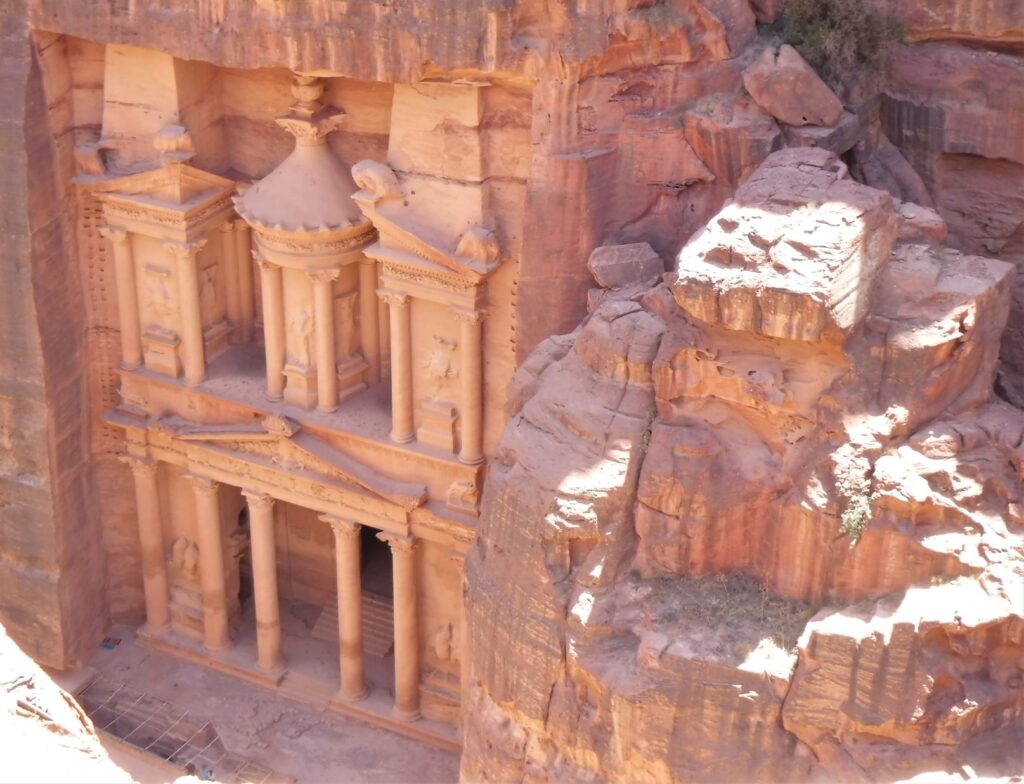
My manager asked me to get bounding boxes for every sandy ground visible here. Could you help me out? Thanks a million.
[57,625,460,784]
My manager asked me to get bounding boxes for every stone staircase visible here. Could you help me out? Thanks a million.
[311,591,394,657]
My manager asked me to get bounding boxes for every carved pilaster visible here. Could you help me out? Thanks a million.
[120,454,169,633]
[308,268,342,412]
[257,257,286,400]
[379,289,414,443]
[378,531,420,721]
[321,514,367,701]
[451,307,487,465]
[164,239,209,387]
[101,225,143,370]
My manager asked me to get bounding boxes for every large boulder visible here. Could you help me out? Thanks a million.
[743,45,844,127]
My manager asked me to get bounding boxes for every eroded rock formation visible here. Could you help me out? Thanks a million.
[464,148,1024,782]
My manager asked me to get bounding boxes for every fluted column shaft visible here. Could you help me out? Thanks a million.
[454,308,485,465]
[235,223,256,342]
[379,290,413,443]
[380,532,419,721]
[359,258,381,384]
[244,491,283,673]
[258,259,286,400]
[310,269,340,412]
[102,227,143,370]
[323,515,366,701]
[123,456,169,632]
[166,239,208,387]
[188,475,230,652]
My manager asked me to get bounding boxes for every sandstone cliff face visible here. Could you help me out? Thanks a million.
[464,148,1024,782]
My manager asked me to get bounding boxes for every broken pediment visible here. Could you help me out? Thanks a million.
[88,131,237,242]
[157,416,428,512]
[351,159,502,282]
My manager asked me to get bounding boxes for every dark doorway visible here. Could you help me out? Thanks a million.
[360,526,392,599]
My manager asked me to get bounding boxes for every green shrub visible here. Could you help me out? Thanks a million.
[781,0,904,88]
[839,493,871,547]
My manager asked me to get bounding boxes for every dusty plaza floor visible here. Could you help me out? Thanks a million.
[55,625,460,784]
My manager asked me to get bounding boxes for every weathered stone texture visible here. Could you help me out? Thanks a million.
[465,149,1024,782]
[0,20,107,668]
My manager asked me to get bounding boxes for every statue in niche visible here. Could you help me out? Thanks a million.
[287,305,314,367]
[145,268,174,328]
[171,536,199,580]
[422,335,457,400]
[198,264,218,324]
[335,292,359,357]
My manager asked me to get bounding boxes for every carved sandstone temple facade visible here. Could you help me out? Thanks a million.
[86,66,512,747]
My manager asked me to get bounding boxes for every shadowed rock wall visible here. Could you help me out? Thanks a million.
[0,7,107,668]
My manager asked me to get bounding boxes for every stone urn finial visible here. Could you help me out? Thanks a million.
[153,124,196,165]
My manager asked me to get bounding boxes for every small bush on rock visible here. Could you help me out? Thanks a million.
[781,0,904,87]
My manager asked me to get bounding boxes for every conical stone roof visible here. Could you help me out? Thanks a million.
[236,75,368,234]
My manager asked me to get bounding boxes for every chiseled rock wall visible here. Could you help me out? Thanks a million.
[464,148,1024,782]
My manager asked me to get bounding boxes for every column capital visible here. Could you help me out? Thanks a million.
[119,454,157,478]
[99,225,130,245]
[256,256,280,273]
[242,489,275,511]
[219,220,235,235]
[377,531,416,554]
[184,473,219,496]
[377,288,410,308]
[450,306,486,326]
[308,267,341,285]
[446,549,467,566]
[163,238,208,259]
[358,254,377,267]
[319,514,361,540]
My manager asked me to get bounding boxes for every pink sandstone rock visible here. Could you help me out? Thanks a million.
[465,148,1023,782]
[587,242,664,290]
[743,45,844,128]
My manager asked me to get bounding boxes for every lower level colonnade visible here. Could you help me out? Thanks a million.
[125,456,426,723]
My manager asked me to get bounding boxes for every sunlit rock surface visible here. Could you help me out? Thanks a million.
[463,148,1024,783]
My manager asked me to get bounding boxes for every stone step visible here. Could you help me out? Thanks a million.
[310,591,394,657]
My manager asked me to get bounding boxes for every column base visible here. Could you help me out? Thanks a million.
[337,685,369,703]
[317,402,338,413]
[458,453,485,466]
[119,360,143,372]
[184,375,205,389]
[390,431,415,445]
[392,706,422,723]
[257,660,287,680]
[137,621,170,639]
[265,390,284,402]
[203,642,231,655]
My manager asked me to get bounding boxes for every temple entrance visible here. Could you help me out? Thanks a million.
[358,527,394,659]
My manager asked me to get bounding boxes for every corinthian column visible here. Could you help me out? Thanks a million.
[101,226,143,370]
[243,490,283,674]
[257,258,286,400]
[452,308,486,465]
[121,456,169,633]
[187,474,230,652]
[358,258,381,383]
[379,532,419,721]
[378,290,413,443]
[165,239,208,387]
[309,268,341,412]
[321,515,366,702]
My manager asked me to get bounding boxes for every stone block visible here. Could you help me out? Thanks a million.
[587,242,664,289]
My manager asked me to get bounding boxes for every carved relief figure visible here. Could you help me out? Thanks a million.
[422,336,457,400]
[199,263,218,325]
[287,305,314,367]
[145,267,175,329]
